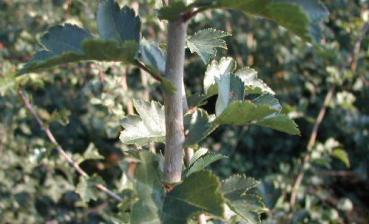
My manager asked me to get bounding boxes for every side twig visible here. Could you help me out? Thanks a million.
[289,21,369,209]
[289,87,335,207]
[17,89,123,202]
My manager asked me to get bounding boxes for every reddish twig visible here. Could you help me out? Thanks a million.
[289,87,335,207]
[17,89,123,202]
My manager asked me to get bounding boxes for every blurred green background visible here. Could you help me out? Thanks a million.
[1,0,369,223]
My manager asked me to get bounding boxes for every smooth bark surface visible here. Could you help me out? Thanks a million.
[163,18,188,183]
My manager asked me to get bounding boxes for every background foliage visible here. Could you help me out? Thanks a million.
[1,0,369,223]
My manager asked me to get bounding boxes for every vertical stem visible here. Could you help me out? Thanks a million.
[163,18,188,183]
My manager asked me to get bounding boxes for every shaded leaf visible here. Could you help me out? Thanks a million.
[120,100,165,146]
[185,153,227,177]
[184,109,216,146]
[97,0,141,42]
[162,171,224,223]
[130,151,163,224]
[140,40,166,75]
[187,28,230,64]
[222,175,259,200]
[215,74,245,116]
[253,94,281,112]
[256,114,300,135]
[19,24,92,74]
[20,24,139,74]
[167,0,328,42]
[158,1,188,20]
[222,175,266,224]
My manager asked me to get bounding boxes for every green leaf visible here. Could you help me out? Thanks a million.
[97,0,141,42]
[184,109,216,146]
[158,1,188,20]
[76,175,106,203]
[187,28,231,64]
[332,149,350,168]
[19,25,139,74]
[82,39,138,62]
[19,24,91,74]
[185,153,227,177]
[253,95,300,135]
[81,143,104,161]
[120,100,165,146]
[191,0,328,42]
[140,40,166,75]
[215,74,245,116]
[204,57,237,96]
[130,151,163,224]
[214,101,278,126]
[222,175,259,200]
[204,58,274,98]
[275,0,329,41]
[256,114,300,135]
[0,72,17,96]
[162,171,225,223]
[137,40,176,94]
[187,93,209,108]
[235,68,275,95]
[253,94,281,112]
[189,148,209,166]
[222,175,266,224]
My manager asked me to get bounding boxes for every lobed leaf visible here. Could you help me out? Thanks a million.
[256,114,300,135]
[215,74,245,116]
[139,40,166,75]
[76,175,106,203]
[185,153,227,177]
[184,109,216,146]
[222,175,266,224]
[187,28,231,64]
[204,58,273,97]
[129,151,163,224]
[120,100,166,146]
[162,0,329,42]
[214,100,278,126]
[20,25,139,74]
[162,171,225,223]
[97,0,141,42]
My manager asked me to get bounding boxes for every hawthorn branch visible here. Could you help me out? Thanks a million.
[163,0,188,184]
[17,89,123,202]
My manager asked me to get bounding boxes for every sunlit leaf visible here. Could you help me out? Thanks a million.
[332,149,350,168]
[76,175,105,203]
[120,100,165,146]
[187,28,230,64]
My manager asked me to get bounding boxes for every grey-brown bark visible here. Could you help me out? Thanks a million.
[163,18,188,183]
